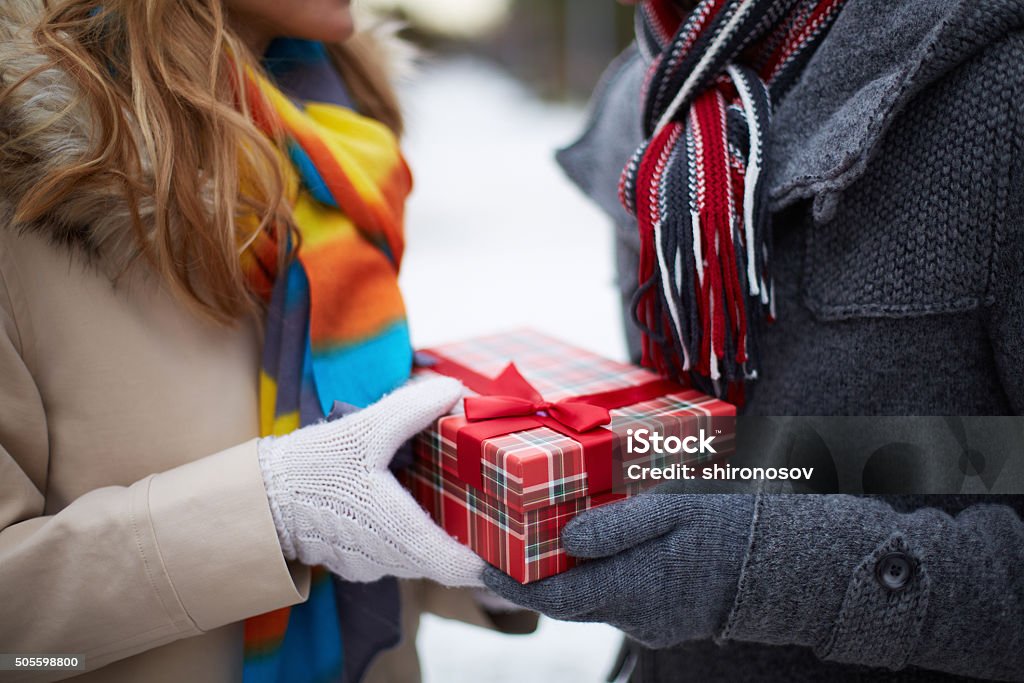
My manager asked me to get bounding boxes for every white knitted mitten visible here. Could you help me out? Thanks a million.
[257,376,484,587]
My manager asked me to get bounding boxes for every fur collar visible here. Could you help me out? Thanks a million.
[0,0,149,265]
[0,0,413,269]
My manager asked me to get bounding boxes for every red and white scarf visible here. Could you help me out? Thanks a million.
[621,0,846,397]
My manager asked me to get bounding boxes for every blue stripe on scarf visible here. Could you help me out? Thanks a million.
[311,322,414,414]
[278,577,344,683]
[265,38,329,68]
[243,579,343,683]
[288,140,337,207]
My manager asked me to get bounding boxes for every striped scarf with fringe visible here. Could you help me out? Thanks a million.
[621,0,846,397]
[239,56,413,683]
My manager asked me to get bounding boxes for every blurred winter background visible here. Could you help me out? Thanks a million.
[360,0,637,680]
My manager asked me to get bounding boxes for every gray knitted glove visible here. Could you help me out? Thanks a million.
[483,493,755,647]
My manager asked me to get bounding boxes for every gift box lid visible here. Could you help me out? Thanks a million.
[414,329,736,514]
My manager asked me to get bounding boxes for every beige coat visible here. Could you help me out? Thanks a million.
[0,227,532,683]
[0,216,306,682]
[0,2,533,681]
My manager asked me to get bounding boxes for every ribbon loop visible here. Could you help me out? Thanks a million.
[547,401,612,433]
[491,363,545,403]
[463,395,542,422]
[463,363,612,434]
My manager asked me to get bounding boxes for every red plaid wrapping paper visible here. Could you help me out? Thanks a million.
[402,330,736,583]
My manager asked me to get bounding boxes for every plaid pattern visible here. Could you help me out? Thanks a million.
[408,330,735,582]
[400,462,617,583]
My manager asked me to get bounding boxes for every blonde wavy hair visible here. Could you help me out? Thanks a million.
[2,0,402,323]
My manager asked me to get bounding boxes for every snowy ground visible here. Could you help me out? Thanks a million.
[398,57,626,682]
[418,614,622,683]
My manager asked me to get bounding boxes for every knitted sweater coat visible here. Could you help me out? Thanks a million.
[557,0,1024,680]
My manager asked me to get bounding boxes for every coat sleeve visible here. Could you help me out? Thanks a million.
[720,494,1024,681]
[984,100,1024,414]
[0,269,310,680]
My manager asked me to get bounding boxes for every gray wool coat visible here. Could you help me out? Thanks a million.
[557,0,1024,680]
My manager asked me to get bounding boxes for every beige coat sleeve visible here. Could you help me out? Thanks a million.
[0,274,310,679]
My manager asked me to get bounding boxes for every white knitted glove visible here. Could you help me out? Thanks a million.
[257,376,485,587]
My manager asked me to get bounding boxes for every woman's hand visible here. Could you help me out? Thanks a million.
[483,492,755,647]
[258,376,485,587]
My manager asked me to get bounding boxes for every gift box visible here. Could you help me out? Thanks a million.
[402,330,736,583]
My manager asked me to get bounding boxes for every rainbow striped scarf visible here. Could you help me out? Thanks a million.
[239,61,413,683]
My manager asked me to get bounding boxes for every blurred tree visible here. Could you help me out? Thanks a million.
[366,0,636,100]
[491,0,635,99]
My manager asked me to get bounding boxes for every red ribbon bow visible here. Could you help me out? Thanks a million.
[420,349,687,493]
[463,364,611,433]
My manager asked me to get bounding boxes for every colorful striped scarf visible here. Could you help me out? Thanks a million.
[621,0,846,396]
[238,57,413,683]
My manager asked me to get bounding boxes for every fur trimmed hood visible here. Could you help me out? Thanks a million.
[0,0,414,269]
[0,0,148,263]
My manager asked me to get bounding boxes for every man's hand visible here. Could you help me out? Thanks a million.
[483,492,755,647]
